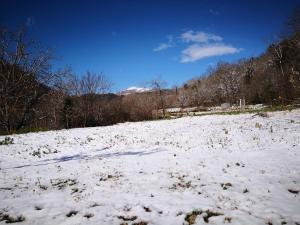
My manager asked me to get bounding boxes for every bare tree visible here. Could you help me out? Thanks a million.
[177,85,189,109]
[0,27,63,133]
[151,77,167,118]
[213,63,242,104]
[79,71,112,95]
[74,71,112,127]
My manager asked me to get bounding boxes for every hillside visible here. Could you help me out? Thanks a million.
[0,110,300,225]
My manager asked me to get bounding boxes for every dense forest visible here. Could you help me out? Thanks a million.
[1,8,299,134]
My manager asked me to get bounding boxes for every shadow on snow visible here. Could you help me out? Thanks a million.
[7,148,166,169]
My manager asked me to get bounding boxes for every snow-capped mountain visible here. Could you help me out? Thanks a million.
[119,86,151,95]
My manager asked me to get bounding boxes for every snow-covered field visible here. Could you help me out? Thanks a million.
[1,110,300,225]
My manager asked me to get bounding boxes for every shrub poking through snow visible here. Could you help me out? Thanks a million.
[0,212,25,223]
[83,213,94,219]
[224,217,232,223]
[255,123,262,128]
[66,210,78,217]
[34,206,43,210]
[133,221,148,225]
[288,189,299,194]
[221,182,232,190]
[51,178,77,190]
[243,188,249,193]
[185,210,224,224]
[0,137,14,145]
[118,215,138,221]
[143,206,151,212]
[185,210,202,225]
[203,210,224,223]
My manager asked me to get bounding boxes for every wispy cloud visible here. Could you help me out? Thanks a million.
[153,35,174,52]
[181,43,242,63]
[180,30,222,43]
[153,43,173,52]
[209,9,220,16]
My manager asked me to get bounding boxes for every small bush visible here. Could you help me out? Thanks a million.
[255,123,262,129]
[0,212,25,223]
[0,137,14,145]
[66,210,78,217]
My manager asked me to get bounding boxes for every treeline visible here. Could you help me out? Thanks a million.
[0,9,299,134]
[0,26,159,134]
[0,26,175,134]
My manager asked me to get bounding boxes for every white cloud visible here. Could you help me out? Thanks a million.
[209,9,219,16]
[181,43,242,63]
[153,43,173,52]
[153,34,174,52]
[180,30,222,43]
[154,30,242,61]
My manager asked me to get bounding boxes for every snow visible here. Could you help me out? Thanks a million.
[126,86,150,92]
[119,86,151,95]
[0,110,300,225]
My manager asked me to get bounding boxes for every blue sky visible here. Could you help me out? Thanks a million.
[1,0,299,92]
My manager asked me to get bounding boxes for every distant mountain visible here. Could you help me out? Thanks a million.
[118,86,151,95]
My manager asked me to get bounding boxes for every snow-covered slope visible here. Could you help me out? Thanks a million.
[0,110,300,225]
[119,86,151,95]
